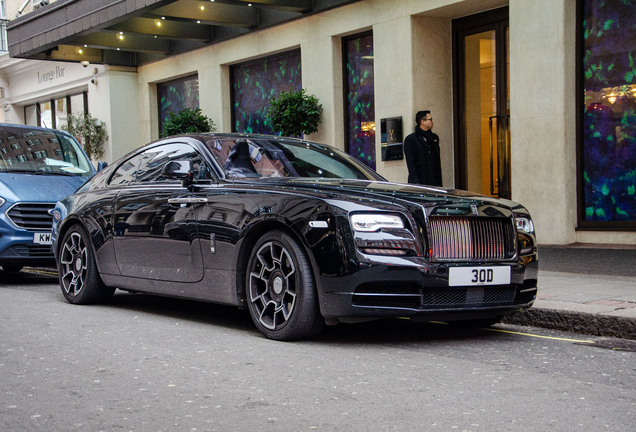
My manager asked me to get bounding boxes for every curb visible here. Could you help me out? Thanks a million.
[503,308,636,341]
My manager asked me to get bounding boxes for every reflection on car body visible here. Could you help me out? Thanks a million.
[51,133,538,340]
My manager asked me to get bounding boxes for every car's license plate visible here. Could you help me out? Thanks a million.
[33,232,52,245]
[449,266,510,286]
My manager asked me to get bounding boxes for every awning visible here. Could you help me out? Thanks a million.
[7,0,358,67]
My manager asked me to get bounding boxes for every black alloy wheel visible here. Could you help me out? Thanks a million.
[246,231,324,341]
[58,225,114,304]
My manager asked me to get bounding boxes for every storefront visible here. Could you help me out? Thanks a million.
[0,55,92,127]
[3,0,635,245]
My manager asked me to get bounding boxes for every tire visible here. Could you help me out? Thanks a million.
[246,230,324,341]
[2,264,23,272]
[58,224,114,304]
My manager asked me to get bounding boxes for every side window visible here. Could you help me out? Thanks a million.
[109,153,146,186]
[134,143,202,184]
[206,139,232,168]
[207,138,261,178]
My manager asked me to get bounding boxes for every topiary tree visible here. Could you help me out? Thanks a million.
[161,107,216,137]
[61,113,108,160]
[267,88,322,137]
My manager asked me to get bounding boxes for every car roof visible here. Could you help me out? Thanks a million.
[0,122,74,136]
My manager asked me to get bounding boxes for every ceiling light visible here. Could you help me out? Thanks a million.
[200,5,205,10]
[156,21,162,27]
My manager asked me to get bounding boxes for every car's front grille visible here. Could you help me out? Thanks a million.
[352,283,517,309]
[427,216,515,261]
[6,203,54,231]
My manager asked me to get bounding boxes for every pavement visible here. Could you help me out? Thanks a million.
[503,244,636,340]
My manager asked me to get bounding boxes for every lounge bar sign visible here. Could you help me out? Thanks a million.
[37,66,66,84]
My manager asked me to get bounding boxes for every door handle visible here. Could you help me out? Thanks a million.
[168,197,208,204]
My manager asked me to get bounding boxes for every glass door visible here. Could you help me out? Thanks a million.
[453,8,510,199]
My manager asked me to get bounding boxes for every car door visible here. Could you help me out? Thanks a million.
[112,142,204,283]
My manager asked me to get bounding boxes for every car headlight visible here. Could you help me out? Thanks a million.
[514,217,534,234]
[350,213,404,232]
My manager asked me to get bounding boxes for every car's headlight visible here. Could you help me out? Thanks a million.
[350,213,404,232]
[515,217,534,234]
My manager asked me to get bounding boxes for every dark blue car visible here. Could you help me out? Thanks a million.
[0,123,95,272]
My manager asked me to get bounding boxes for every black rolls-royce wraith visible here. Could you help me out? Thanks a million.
[51,133,538,340]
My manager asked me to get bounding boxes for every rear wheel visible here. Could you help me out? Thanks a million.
[58,225,114,304]
[246,231,324,341]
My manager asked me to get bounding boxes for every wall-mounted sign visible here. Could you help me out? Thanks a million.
[37,66,66,84]
[380,116,403,161]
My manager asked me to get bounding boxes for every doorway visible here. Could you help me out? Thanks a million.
[453,8,510,199]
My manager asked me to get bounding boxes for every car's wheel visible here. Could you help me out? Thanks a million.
[58,225,114,304]
[246,230,324,341]
[2,264,23,272]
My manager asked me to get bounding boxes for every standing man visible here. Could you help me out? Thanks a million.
[403,110,442,186]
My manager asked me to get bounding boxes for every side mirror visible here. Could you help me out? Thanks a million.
[97,161,108,171]
[161,160,193,187]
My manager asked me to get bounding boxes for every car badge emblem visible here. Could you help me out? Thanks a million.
[471,204,478,215]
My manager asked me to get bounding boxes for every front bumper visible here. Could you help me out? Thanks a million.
[316,253,538,322]
[0,232,55,266]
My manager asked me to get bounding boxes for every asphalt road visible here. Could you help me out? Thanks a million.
[1,268,635,431]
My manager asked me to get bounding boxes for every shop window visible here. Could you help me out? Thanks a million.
[24,94,85,129]
[230,49,302,135]
[157,75,199,137]
[343,32,376,170]
[69,93,86,116]
[579,0,636,227]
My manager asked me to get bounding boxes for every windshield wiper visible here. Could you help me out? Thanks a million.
[0,169,44,174]
[0,168,80,176]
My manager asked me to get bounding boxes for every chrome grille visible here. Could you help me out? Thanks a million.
[7,203,55,231]
[428,216,515,261]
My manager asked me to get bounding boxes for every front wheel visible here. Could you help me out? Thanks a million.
[58,225,114,304]
[246,231,324,341]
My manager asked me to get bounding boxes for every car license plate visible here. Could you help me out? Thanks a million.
[449,266,510,286]
[33,232,52,245]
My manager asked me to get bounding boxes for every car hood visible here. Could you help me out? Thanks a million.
[237,178,520,212]
[0,172,90,203]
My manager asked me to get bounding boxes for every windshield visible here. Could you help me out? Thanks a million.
[0,125,94,176]
[204,137,383,181]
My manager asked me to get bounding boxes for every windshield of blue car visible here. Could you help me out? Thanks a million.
[0,126,93,176]
[204,137,383,181]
